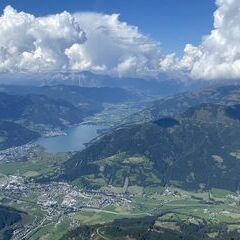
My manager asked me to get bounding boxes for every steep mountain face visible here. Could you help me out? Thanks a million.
[62,103,240,191]
[0,206,22,229]
[0,206,23,240]
[0,121,40,150]
[126,85,240,124]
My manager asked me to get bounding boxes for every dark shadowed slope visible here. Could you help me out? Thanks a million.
[0,121,40,150]
[0,206,24,240]
[0,92,84,128]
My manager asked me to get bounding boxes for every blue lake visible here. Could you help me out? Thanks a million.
[35,124,107,153]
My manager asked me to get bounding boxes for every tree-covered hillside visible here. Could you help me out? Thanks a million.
[62,103,240,191]
[126,85,240,125]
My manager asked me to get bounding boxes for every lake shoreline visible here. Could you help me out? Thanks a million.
[34,124,108,153]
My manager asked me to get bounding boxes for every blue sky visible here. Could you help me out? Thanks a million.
[0,0,216,55]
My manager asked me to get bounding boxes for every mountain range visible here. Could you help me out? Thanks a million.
[125,84,240,125]
[0,71,203,97]
[0,86,131,150]
[60,85,240,191]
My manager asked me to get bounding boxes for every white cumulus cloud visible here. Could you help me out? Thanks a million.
[0,6,161,78]
[0,6,86,73]
[160,0,240,80]
[68,12,161,78]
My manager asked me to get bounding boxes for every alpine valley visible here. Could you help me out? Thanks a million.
[3,1,240,239]
[1,81,240,240]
